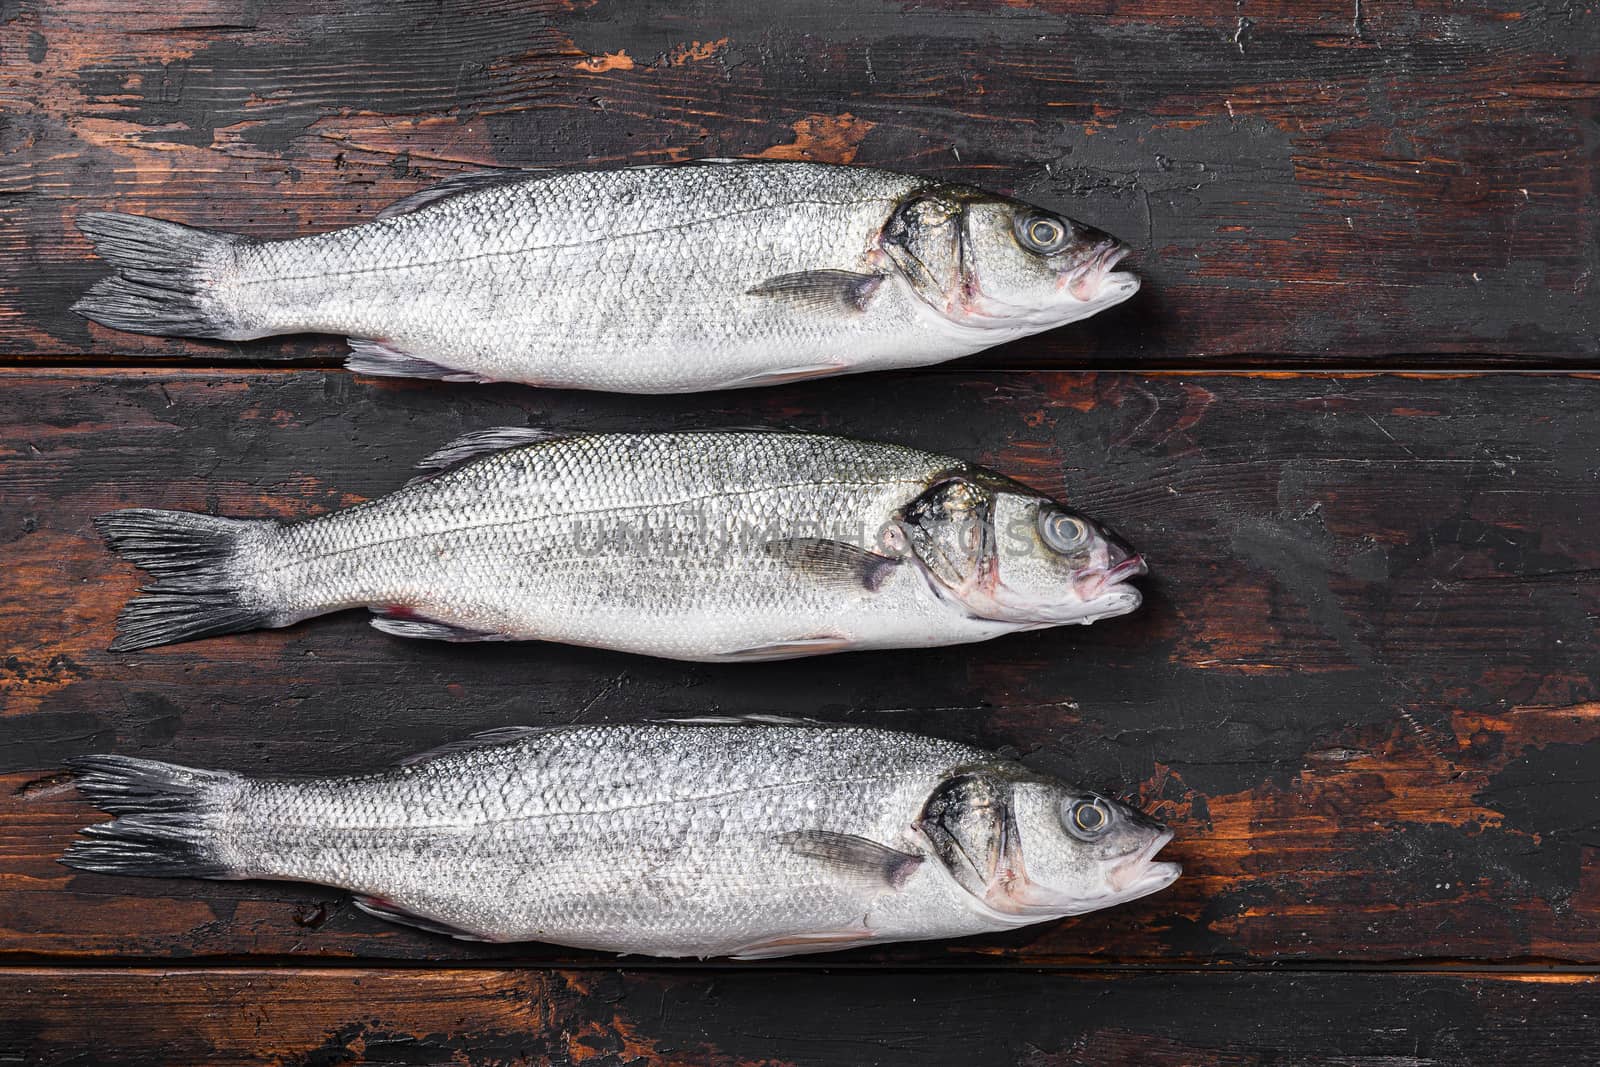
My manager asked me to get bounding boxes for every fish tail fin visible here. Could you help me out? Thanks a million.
[62,756,243,879]
[72,212,249,339]
[95,508,281,652]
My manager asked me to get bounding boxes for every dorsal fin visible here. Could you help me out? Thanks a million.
[376,169,547,221]
[653,714,827,727]
[410,427,568,481]
[398,726,557,766]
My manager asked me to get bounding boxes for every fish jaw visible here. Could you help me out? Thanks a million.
[990,555,1145,629]
[952,269,1140,333]
[1088,270,1140,309]
[1064,242,1136,303]
[1106,830,1183,903]
[1007,830,1181,920]
[1071,586,1144,626]
[948,833,1180,926]
[1073,552,1150,602]
[897,239,1141,341]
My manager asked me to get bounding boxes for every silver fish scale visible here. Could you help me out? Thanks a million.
[250,431,1017,660]
[212,723,1004,956]
[219,163,950,392]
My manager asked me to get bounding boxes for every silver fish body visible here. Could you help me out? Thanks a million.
[72,161,1139,393]
[63,721,1181,958]
[96,429,1147,658]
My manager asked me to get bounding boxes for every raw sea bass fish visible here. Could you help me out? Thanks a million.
[71,160,1138,393]
[96,429,1147,659]
[62,720,1181,958]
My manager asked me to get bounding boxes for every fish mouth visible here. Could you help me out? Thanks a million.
[1073,553,1148,600]
[1066,242,1134,302]
[1108,829,1181,899]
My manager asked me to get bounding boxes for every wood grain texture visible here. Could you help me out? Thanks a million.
[4,968,1598,1066]
[4,1,1599,1059]
[1,1,1597,367]
[3,368,1597,967]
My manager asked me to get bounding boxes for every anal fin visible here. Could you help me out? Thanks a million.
[728,922,879,960]
[346,338,494,384]
[715,636,854,661]
[351,895,491,941]
[369,607,515,643]
[720,363,849,389]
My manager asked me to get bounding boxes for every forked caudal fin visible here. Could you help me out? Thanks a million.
[72,212,247,339]
[61,756,241,880]
[96,508,280,652]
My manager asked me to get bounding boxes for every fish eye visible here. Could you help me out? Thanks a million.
[1016,214,1070,255]
[1069,798,1110,837]
[1039,509,1090,554]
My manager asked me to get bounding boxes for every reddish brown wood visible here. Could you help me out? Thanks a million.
[4,968,1598,1066]
[1,2,1596,367]
[2,368,1597,967]
[3,1,1599,1058]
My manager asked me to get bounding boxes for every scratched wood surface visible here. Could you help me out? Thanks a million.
[1,1,1597,367]
[6,969,1599,1066]
[4,0,1600,1063]
[2,369,1598,977]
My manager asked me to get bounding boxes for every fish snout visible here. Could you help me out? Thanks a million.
[1108,828,1180,894]
[1073,537,1148,600]
[1065,237,1132,302]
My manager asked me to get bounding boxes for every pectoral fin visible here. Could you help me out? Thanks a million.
[763,538,899,593]
[747,269,885,313]
[778,830,923,890]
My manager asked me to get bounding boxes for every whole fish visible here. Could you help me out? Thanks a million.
[97,428,1146,657]
[62,719,1181,958]
[71,161,1138,393]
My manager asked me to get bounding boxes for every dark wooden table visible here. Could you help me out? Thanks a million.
[3,2,1598,1064]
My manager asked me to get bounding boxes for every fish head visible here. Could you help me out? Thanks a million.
[881,184,1139,334]
[892,471,1145,627]
[1005,781,1181,916]
[916,769,1180,923]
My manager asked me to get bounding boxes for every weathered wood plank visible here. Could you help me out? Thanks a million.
[1,2,1596,365]
[3,968,1597,1066]
[2,368,1597,966]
